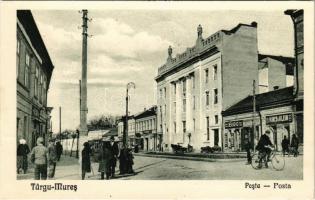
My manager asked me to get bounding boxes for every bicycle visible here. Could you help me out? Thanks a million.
[251,148,285,171]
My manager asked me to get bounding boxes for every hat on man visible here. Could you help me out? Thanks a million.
[36,137,44,145]
[265,130,271,134]
[110,136,115,141]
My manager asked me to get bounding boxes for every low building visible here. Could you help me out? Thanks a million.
[222,86,296,152]
[117,115,135,147]
[16,10,54,148]
[134,106,158,151]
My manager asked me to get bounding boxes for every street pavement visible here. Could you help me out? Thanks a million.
[17,154,303,180]
[17,155,80,180]
[86,154,303,180]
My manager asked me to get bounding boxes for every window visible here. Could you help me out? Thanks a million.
[215,115,219,124]
[173,83,176,95]
[25,53,30,87]
[205,69,209,83]
[35,66,39,97]
[43,77,46,105]
[164,105,166,117]
[193,96,196,110]
[206,117,210,140]
[214,89,218,104]
[39,73,43,103]
[23,116,27,139]
[183,99,186,112]
[213,64,218,80]
[192,75,195,89]
[193,119,196,131]
[206,91,209,106]
[160,124,163,133]
[173,102,176,114]
[213,129,219,146]
[164,87,166,98]
[182,79,186,95]
[182,121,186,133]
[160,89,162,98]
[174,122,176,134]
[16,40,20,78]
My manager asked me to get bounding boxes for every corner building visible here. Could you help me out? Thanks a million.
[155,22,259,152]
[16,10,54,148]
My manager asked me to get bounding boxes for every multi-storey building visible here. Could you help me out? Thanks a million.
[155,22,259,152]
[134,106,158,151]
[285,9,304,144]
[17,10,54,148]
[258,54,294,94]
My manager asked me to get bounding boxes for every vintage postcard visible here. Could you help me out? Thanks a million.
[0,1,314,199]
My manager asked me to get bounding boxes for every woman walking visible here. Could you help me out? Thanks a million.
[81,142,92,180]
[17,139,30,174]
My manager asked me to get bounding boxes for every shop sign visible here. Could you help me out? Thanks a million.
[266,114,292,125]
[225,120,243,128]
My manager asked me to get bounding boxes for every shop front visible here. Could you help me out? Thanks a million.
[264,113,293,151]
[224,117,260,152]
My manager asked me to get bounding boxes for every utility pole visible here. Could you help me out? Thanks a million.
[59,106,61,140]
[252,80,256,152]
[123,82,136,147]
[80,10,89,136]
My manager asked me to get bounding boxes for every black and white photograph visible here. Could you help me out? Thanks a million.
[0,1,314,199]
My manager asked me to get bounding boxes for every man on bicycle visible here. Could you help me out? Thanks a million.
[256,130,273,168]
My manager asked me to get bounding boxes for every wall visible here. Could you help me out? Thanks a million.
[221,25,259,111]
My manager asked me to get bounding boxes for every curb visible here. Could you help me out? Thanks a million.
[134,153,246,163]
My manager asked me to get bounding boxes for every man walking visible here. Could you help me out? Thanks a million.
[30,137,49,180]
[56,141,63,161]
[108,136,119,178]
[48,139,57,178]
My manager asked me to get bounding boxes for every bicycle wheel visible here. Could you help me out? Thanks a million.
[251,153,262,170]
[271,153,285,171]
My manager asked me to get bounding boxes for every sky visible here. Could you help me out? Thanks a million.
[31,9,294,133]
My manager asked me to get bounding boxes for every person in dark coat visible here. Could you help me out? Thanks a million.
[48,139,57,178]
[126,147,135,174]
[281,135,290,157]
[55,141,63,161]
[256,130,273,168]
[81,142,92,180]
[119,148,128,175]
[98,141,112,180]
[291,134,299,157]
[243,135,252,165]
[108,136,119,178]
[17,139,30,174]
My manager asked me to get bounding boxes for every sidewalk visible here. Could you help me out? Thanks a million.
[134,151,247,162]
[17,155,80,180]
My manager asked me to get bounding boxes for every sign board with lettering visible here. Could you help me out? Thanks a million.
[266,113,293,125]
[225,120,243,128]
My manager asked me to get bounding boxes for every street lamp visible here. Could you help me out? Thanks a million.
[123,82,136,148]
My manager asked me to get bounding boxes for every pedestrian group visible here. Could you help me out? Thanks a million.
[17,137,63,180]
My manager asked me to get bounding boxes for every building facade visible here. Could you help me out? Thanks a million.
[134,106,158,151]
[16,10,54,148]
[117,116,136,147]
[222,87,295,152]
[258,54,294,94]
[285,9,304,144]
[156,22,259,152]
